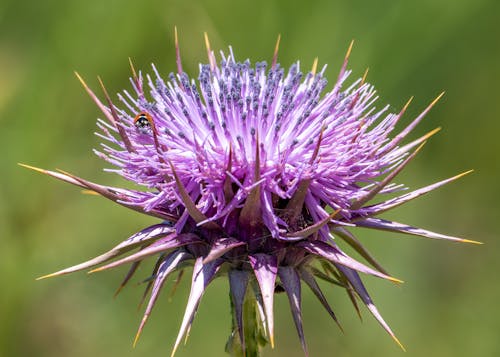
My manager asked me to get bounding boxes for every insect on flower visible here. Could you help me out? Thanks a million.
[134,111,153,134]
[22,30,481,357]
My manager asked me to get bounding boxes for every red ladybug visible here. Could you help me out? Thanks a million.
[134,112,153,134]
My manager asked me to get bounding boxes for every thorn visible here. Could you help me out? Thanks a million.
[133,316,148,348]
[55,168,74,176]
[168,270,184,301]
[352,141,427,210]
[311,57,318,76]
[81,190,99,195]
[128,57,144,98]
[271,34,281,68]
[74,71,89,91]
[422,127,441,140]
[18,163,46,174]
[393,335,406,352]
[174,26,183,75]
[74,72,131,131]
[361,67,369,86]
[114,285,125,298]
[334,40,355,94]
[128,57,139,84]
[204,32,216,70]
[96,76,117,128]
[431,91,445,107]
[345,40,354,62]
[458,239,483,245]
[307,57,319,86]
[97,75,135,152]
[35,272,59,280]
[400,96,414,116]
[388,276,404,285]
[454,169,474,179]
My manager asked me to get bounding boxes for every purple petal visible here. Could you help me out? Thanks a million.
[299,241,401,282]
[355,217,481,244]
[228,269,250,350]
[37,224,175,279]
[249,254,278,348]
[134,250,191,346]
[171,257,223,357]
[278,266,308,356]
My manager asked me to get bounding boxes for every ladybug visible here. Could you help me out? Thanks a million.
[134,112,153,134]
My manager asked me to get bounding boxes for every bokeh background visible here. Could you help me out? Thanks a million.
[1,0,498,356]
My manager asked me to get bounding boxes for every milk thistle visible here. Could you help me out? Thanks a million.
[23,31,479,356]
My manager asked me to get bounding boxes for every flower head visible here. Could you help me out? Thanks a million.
[25,33,478,356]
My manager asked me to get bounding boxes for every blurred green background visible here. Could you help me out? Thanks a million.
[1,0,498,356]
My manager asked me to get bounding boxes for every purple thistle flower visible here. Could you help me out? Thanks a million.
[23,32,480,356]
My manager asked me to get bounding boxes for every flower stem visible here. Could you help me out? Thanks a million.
[226,284,267,357]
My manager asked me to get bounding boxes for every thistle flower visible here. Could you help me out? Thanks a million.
[24,32,479,356]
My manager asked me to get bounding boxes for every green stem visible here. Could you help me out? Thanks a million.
[226,285,267,357]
